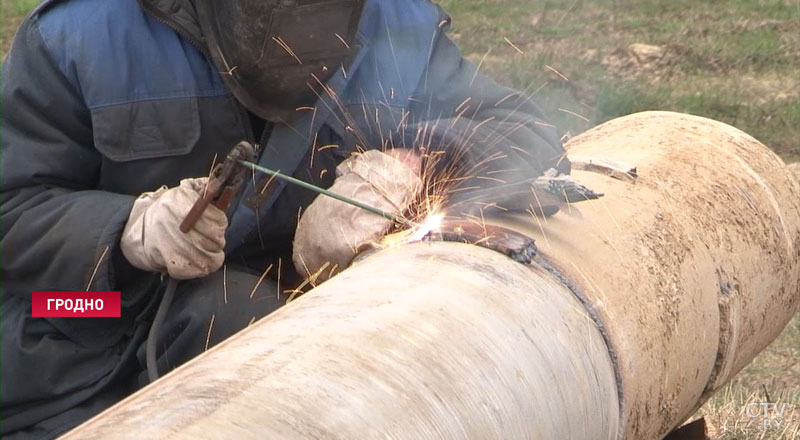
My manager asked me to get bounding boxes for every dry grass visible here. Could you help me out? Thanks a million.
[690,316,800,439]
[0,0,35,56]
[699,390,799,439]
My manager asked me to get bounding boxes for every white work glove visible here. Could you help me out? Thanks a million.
[121,177,227,280]
[293,149,422,281]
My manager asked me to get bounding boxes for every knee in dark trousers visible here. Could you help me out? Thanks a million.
[135,267,281,386]
[1,267,282,439]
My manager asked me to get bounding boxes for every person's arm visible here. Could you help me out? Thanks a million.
[0,17,138,297]
[406,7,569,216]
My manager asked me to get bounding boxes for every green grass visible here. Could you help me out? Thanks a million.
[6,0,37,15]
[1,0,39,56]
[2,1,799,438]
[438,0,800,161]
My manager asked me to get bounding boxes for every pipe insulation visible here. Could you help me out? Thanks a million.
[62,112,800,439]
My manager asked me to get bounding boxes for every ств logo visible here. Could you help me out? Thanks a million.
[742,402,793,431]
[32,291,121,317]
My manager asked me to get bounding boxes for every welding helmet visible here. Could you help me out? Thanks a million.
[195,0,366,122]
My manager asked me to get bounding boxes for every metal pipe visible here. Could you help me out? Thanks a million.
[489,111,800,439]
[64,243,620,439]
[62,112,800,439]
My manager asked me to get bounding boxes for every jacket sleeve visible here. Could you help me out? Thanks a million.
[0,17,138,297]
[406,7,570,216]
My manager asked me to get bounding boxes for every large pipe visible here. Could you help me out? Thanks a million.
[63,112,800,439]
[66,244,620,439]
[516,111,800,439]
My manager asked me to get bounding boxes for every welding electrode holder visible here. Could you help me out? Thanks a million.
[179,141,256,233]
[147,141,256,383]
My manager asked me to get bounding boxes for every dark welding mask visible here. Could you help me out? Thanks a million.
[195,0,366,122]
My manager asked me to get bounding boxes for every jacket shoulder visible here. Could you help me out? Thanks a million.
[347,0,446,106]
[33,0,228,109]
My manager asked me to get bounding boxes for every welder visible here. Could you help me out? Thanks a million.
[0,1,568,438]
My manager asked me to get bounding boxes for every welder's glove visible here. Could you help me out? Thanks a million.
[121,178,227,280]
[293,149,422,281]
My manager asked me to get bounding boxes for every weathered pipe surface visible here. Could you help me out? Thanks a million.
[62,243,620,439]
[490,111,800,439]
[62,112,800,439]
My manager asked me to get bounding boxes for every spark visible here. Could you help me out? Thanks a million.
[544,65,569,81]
[334,33,350,49]
[204,153,219,199]
[527,206,550,248]
[507,145,534,157]
[562,187,573,214]
[479,208,487,238]
[384,24,407,96]
[216,46,238,75]
[475,176,507,184]
[414,213,445,241]
[470,49,492,88]
[309,132,319,169]
[594,191,623,234]
[287,38,569,256]
[220,66,239,76]
[85,246,110,291]
[328,264,339,279]
[557,107,590,122]
[258,170,279,195]
[286,261,330,303]
[272,37,302,64]
[381,212,445,247]
[204,314,216,351]
[530,186,549,224]
[250,263,274,298]
[395,109,410,133]
[424,29,437,91]
[455,97,472,114]
[277,258,282,301]
[495,91,521,107]
[255,206,265,250]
